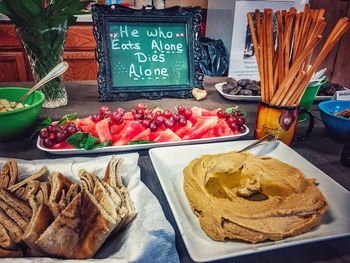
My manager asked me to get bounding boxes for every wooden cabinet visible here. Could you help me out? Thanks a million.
[0,23,98,82]
[0,52,27,82]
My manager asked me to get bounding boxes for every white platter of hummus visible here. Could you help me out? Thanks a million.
[149,140,350,262]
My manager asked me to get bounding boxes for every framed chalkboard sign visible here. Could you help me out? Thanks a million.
[92,4,203,101]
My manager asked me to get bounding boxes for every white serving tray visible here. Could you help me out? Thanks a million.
[149,140,350,262]
[36,126,249,155]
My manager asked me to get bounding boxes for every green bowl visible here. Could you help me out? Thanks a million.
[0,87,45,142]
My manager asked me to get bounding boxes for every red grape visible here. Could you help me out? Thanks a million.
[67,122,76,128]
[239,126,246,133]
[227,116,236,124]
[43,138,54,148]
[163,109,172,119]
[116,107,125,115]
[149,122,157,132]
[55,131,67,142]
[177,105,185,114]
[131,108,137,115]
[144,108,151,115]
[141,119,150,128]
[228,122,238,131]
[145,113,153,120]
[60,125,67,131]
[172,113,180,122]
[234,111,243,118]
[217,110,225,118]
[100,106,109,114]
[54,126,63,133]
[134,113,142,120]
[39,130,49,139]
[236,117,245,126]
[136,109,144,118]
[154,115,164,126]
[183,109,192,119]
[91,114,101,122]
[77,127,83,132]
[137,103,145,110]
[47,125,56,133]
[178,118,187,126]
[66,125,77,136]
[49,133,55,140]
[110,112,123,123]
[154,111,163,117]
[164,119,174,128]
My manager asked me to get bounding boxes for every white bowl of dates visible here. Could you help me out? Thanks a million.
[215,78,261,101]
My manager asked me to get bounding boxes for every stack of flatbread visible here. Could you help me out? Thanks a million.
[0,156,137,259]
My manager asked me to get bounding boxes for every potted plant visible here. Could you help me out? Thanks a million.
[0,0,92,108]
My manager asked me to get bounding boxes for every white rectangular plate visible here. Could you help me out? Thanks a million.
[36,126,249,155]
[149,140,350,262]
[215,82,331,102]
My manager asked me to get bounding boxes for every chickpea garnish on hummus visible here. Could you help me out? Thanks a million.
[183,151,328,243]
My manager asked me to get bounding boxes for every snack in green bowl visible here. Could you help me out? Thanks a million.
[0,87,45,141]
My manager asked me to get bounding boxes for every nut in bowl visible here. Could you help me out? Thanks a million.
[0,87,45,142]
[318,100,350,139]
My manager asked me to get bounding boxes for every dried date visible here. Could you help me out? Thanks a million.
[239,89,253,96]
[237,79,253,87]
[228,85,242,95]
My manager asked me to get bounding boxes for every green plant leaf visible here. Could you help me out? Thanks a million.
[20,0,41,19]
[5,1,35,26]
[29,117,52,140]
[57,113,78,125]
[83,134,99,150]
[3,0,92,30]
[66,132,110,150]
[128,140,156,145]
[0,1,13,17]
[94,140,112,149]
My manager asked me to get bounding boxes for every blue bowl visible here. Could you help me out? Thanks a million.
[318,100,350,138]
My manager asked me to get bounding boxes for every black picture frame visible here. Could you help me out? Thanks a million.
[92,4,203,101]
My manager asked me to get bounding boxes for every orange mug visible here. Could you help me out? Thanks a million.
[254,102,314,145]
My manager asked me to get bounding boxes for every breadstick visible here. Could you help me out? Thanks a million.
[266,9,274,100]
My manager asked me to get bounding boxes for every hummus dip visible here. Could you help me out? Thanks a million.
[183,151,328,243]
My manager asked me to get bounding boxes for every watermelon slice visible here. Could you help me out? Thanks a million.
[78,117,98,137]
[149,131,163,141]
[201,128,216,139]
[52,141,74,150]
[214,119,233,137]
[95,118,112,142]
[110,122,126,135]
[172,121,193,138]
[123,112,134,120]
[154,129,181,143]
[182,117,218,140]
[130,128,151,141]
[112,121,145,146]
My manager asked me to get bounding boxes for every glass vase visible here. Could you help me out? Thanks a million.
[17,21,68,108]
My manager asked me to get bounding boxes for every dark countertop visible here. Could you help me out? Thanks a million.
[1,79,349,263]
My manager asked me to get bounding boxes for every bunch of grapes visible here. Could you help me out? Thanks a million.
[40,122,82,148]
[130,103,192,132]
[216,109,246,133]
[91,106,126,125]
